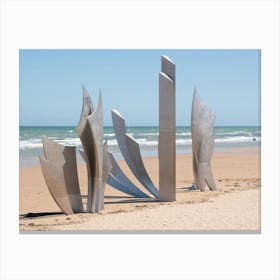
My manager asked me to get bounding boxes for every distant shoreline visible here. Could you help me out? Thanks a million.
[19,125,261,128]
[19,125,261,167]
[19,145,260,168]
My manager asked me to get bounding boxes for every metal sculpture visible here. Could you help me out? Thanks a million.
[107,152,149,198]
[98,140,112,210]
[38,55,220,218]
[191,88,217,192]
[76,86,111,212]
[158,55,176,201]
[111,109,159,198]
[39,135,84,215]
[80,143,148,198]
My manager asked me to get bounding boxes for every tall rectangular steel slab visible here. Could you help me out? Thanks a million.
[159,56,176,201]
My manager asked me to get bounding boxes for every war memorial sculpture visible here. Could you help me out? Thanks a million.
[39,55,216,215]
[39,136,84,215]
[191,89,217,192]
[111,110,159,198]
[159,55,176,201]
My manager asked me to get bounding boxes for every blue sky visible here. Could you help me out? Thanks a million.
[19,49,260,126]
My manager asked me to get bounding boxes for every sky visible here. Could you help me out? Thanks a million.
[19,49,260,126]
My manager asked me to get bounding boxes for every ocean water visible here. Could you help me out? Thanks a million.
[19,126,261,167]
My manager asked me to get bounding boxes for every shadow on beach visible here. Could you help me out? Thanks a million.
[20,212,64,219]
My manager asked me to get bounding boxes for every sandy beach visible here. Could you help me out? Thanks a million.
[19,147,261,232]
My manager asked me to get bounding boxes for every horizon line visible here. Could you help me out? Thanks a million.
[19,124,261,127]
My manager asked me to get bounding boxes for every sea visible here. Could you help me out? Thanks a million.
[19,126,261,167]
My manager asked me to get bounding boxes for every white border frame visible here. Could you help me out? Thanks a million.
[1,0,279,279]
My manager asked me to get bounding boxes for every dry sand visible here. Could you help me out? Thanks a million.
[19,147,261,232]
